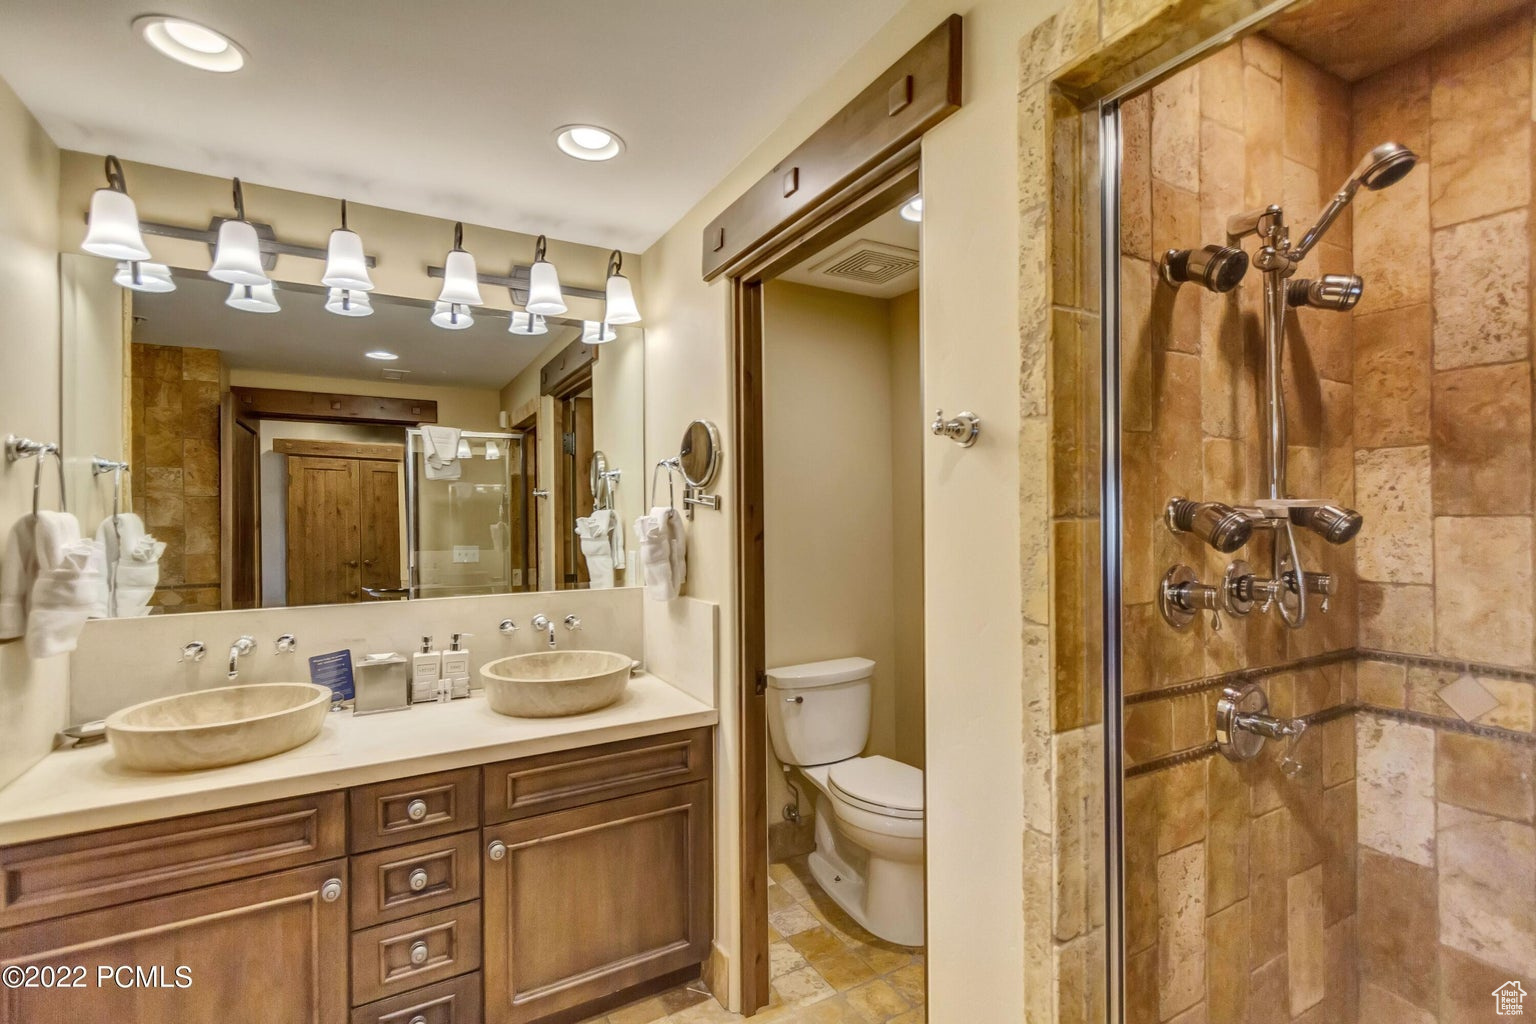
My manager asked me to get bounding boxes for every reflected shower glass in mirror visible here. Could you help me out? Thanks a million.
[61,254,644,615]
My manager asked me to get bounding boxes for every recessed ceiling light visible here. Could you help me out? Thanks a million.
[134,15,246,73]
[365,350,399,361]
[899,196,923,222]
[554,124,624,162]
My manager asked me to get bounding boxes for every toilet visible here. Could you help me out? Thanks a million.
[766,657,924,947]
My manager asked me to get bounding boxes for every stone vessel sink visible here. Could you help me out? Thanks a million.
[481,651,632,718]
[105,682,332,772]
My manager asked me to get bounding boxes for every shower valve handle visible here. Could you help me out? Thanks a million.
[1159,565,1221,631]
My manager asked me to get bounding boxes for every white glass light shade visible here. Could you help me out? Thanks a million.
[226,282,280,313]
[325,288,373,317]
[82,188,151,261]
[484,440,501,461]
[322,229,374,291]
[437,249,483,306]
[582,320,617,344]
[456,439,474,460]
[899,196,923,222]
[604,273,640,324]
[113,261,175,293]
[431,301,474,330]
[209,219,268,285]
[507,311,548,336]
[525,259,567,316]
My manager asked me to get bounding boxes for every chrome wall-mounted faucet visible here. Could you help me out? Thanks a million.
[530,614,556,648]
[228,635,256,679]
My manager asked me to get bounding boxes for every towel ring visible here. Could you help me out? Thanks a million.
[6,436,66,515]
[651,458,679,511]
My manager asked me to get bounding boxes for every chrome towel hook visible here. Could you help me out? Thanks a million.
[6,435,66,514]
[931,410,980,447]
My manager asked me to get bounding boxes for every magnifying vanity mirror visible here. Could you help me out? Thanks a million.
[677,420,721,490]
[61,246,644,615]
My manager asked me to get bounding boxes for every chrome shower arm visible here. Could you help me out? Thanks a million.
[1226,204,1282,241]
[1286,185,1358,263]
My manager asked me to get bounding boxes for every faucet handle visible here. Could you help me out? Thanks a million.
[564,615,582,631]
[499,619,519,635]
[233,635,256,655]
[274,634,297,654]
[179,641,206,664]
[530,614,551,631]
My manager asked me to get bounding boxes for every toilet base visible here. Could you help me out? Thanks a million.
[806,794,925,947]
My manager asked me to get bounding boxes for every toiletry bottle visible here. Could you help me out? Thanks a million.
[443,633,473,700]
[411,636,441,704]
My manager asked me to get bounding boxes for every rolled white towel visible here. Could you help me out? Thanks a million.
[575,515,615,589]
[633,507,686,601]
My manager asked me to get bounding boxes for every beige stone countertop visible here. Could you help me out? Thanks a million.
[0,674,717,846]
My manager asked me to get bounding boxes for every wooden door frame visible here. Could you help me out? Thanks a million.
[709,16,961,1014]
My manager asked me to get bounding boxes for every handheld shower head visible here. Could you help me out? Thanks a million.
[1353,142,1418,192]
[1289,141,1418,260]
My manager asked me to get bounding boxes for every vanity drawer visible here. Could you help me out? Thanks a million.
[350,768,480,853]
[0,792,345,926]
[351,831,481,929]
[483,728,712,824]
[350,902,482,1006]
[350,972,481,1024]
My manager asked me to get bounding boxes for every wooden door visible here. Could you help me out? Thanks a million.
[552,395,595,588]
[220,396,259,610]
[482,783,712,1024]
[358,461,402,596]
[0,860,349,1024]
[287,456,362,605]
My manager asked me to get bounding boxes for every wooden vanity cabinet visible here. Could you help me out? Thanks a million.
[0,727,713,1024]
[0,860,350,1024]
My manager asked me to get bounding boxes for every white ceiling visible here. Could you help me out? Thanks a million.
[0,0,907,252]
[131,272,594,390]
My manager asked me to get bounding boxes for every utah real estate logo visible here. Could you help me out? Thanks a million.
[1495,981,1528,1016]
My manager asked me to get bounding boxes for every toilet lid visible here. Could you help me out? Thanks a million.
[829,756,924,819]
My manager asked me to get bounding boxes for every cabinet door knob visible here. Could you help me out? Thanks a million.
[409,940,430,965]
[408,867,429,892]
[346,560,359,568]
[487,840,507,861]
[408,1017,427,1024]
[406,799,428,821]
[320,878,343,903]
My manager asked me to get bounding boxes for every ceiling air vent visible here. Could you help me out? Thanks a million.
[812,240,919,285]
[381,368,410,382]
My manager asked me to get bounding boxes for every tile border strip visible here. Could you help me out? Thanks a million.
[1355,648,1536,685]
[1123,649,1353,706]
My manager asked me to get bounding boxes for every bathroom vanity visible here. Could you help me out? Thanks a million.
[0,686,715,1024]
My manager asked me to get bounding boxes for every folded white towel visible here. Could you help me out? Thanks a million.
[634,506,686,601]
[27,511,104,658]
[575,511,616,589]
[422,426,463,481]
[0,514,38,640]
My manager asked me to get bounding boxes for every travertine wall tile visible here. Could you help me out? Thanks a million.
[1430,362,1533,515]
[1353,305,1430,448]
[1435,731,1536,822]
[1431,208,1530,370]
[1357,715,1436,865]
[1158,842,1207,1020]
[1284,865,1326,1016]
[1437,803,1536,976]
[1432,516,1533,666]
[1357,848,1440,1010]
[1354,447,1433,584]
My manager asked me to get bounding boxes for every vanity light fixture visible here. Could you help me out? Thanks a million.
[603,250,641,324]
[507,311,548,336]
[365,350,399,361]
[582,320,617,344]
[322,200,374,292]
[436,221,483,311]
[82,155,152,261]
[899,196,923,222]
[554,124,624,162]
[325,288,373,317]
[525,235,567,316]
[225,282,280,313]
[431,300,474,330]
[209,178,269,286]
[134,15,246,73]
[113,261,175,293]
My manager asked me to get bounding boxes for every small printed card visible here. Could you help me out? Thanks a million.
[309,650,355,703]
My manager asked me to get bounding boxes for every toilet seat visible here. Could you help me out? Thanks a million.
[828,755,924,821]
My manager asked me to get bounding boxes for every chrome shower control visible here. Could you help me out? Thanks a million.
[1222,561,1282,617]
[1158,564,1222,631]
[931,409,980,447]
[1216,682,1308,771]
[406,799,428,822]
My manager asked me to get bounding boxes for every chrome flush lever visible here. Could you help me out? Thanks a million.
[931,409,980,447]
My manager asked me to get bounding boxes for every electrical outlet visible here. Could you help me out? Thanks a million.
[453,545,480,564]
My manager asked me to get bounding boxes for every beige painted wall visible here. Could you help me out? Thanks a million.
[59,252,127,539]
[56,152,640,320]
[641,0,1055,1011]
[227,369,503,431]
[888,289,924,770]
[0,76,66,788]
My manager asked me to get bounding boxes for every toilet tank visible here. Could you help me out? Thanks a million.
[765,658,874,766]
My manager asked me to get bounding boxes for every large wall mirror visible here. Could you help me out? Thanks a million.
[61,253,644,615]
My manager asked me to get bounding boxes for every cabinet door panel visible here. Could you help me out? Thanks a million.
[483,782,711,1024]
[0,860,348,1024]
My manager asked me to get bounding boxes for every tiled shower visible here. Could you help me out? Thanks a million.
[1114,7,1536,1022]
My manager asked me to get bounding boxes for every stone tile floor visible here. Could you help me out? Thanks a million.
[579,856,925,1023]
